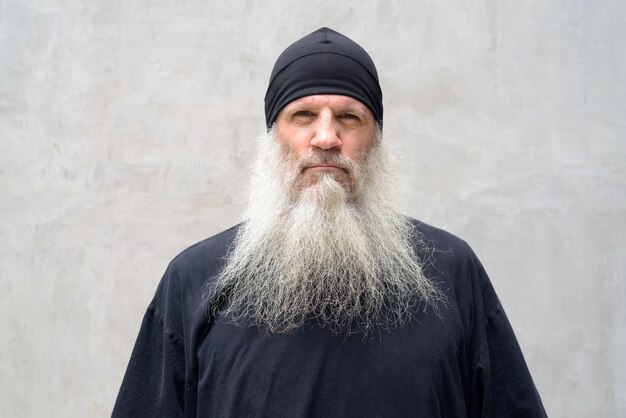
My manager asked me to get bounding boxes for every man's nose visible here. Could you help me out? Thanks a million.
[310,113,342,150]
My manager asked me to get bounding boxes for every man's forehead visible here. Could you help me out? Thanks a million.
[283,95,372,114]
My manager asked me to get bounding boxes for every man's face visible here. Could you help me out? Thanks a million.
[274,95,377,193]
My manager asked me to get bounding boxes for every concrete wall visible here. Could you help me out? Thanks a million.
[1,1,624,416]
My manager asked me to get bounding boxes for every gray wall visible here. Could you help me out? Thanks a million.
[2,1,624,416]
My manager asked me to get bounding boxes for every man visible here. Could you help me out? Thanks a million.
[113,28,547,417]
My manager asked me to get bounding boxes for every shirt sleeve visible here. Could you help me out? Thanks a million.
[112,267,186,418]
[469,253,548,418]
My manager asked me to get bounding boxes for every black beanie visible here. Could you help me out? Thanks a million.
[264,27,383,128]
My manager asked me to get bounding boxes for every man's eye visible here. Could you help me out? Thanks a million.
[340,113,359,120]
[294,110,313,117]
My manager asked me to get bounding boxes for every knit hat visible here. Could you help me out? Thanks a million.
[264,27,383,128]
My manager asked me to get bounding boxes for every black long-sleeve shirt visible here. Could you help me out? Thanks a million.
[113,220,547,417]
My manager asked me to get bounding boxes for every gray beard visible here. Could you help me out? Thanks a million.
[205,128,445,335]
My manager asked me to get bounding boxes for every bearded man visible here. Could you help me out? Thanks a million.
[113,28,547,417]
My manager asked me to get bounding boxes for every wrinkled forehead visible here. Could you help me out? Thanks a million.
[278,94,374,117]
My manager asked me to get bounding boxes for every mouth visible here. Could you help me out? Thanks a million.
[303,164,348,174]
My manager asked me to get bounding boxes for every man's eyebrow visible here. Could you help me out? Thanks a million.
[336,106,368,116]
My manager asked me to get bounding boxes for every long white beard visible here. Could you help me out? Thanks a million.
[206,128,445,335]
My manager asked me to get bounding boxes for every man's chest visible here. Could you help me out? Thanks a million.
[195,308,471,417]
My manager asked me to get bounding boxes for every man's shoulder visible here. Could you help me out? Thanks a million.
[144,226,242,339]
[167,224,241,276]
[408,217,474,256]
[408,218,488,306]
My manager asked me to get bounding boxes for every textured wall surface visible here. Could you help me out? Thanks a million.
[1,1,624,416]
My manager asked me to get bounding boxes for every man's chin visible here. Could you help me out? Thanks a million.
[298,171,352,193]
